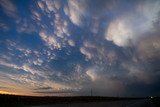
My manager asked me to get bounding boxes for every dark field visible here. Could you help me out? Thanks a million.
[0,94,160,107]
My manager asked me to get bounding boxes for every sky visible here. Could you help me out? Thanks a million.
[0,0,160,97]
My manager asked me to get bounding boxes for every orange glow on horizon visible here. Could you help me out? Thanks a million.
[0,90,50,96]
[0,90,34,96]
[0,90,17,95]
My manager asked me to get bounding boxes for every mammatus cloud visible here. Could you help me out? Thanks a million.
[80,47,93,60]
[86,68,99,81]
[68,39,75,47]
[35,0,72,51]
[65,0,87,27]
[39,31,61,49]
[65,0,120,27]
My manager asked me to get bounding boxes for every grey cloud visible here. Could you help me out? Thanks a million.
[81,66,125,96]
[120,32,160,84]
[33,86,52,90]
[66,0,121,27]
[122,61,157,84]
[80,39,119,67]
[137,35,160,62]
[33,90,73,94]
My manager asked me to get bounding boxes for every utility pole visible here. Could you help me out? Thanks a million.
[91,88,93,96]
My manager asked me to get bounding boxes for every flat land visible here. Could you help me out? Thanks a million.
[0,94,159,107]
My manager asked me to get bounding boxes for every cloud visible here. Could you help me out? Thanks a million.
[39,31,61,49]
[66,0,87,26]
[80,47,93,60]
[0,22,9,31]
[45,0,61,13]
[16,18,37,34]
[122,32,160,84]
[80,40,98,60]
[0,72,35,95]
[105,0,160,47]
[90,18,99,34]
[0,0,18,18]
[0,0,160,96]
[37,1,45,11]
[106,17,134,47]
[105,14,148,47]
[33,86,52,90]
[0,86,8,89]
[31,11,41,21]
[33,90,72,94]
[0,59,24,72]
[0,55,46,77]
[6,40,56,65]
[68,39,75,47]
[86,68,99,81]
[66,0,120,27]
[84,66,125,96]
[122,62,156,84]
[137,35,160,61]
[79,40,118,67]
[33,58,43,66]
[0,69,76,96]
[36,0,72,50]
[53,15,71,38]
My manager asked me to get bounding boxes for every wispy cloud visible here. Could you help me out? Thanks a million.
[16,18,37,34]
[0,0,18,18]
[33,86,52,90]
[33,90,72,94]
[0,22,9,31]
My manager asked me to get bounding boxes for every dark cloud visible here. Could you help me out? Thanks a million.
[33,90,73,94]
[0,86,8,89]
[33,87,52,90]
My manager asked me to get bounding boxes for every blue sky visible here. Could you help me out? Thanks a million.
[0,0,160,96]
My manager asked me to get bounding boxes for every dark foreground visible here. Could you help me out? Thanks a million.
[31,99,159,107]
[0,94,159,107]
